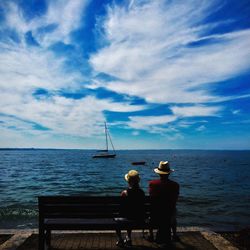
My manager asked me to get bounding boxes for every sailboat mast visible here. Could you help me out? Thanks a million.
[107,130,116,154]
[105,122,108,151]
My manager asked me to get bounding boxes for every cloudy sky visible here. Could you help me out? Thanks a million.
[0,0,250,149]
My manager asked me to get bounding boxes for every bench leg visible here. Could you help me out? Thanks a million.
[39,227,45,250]
[45,229,51,250]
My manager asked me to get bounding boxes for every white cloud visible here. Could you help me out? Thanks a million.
[126,115,178,134]
[0,0,87,99]
[132,131,139,136]
[0,0,249,147]
[128,115,177,129]
[0,44,82,93]
[232,109,240,115]
[90,0,250,104]
[170,105,222,117]
[125,104,220,133]
[0,0,147,145]
[2,0,89,47]
[0,115,39,134]
[34,0,89,46]
[196,125,206,131]
[177,120,208,128]
[3,2,28,39]
[0,94,146,138]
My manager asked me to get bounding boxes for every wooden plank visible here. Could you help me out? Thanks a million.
[39,196,122,204]
[57,234,67,250]
[0,235,12,246]
[79,233,88,249]
[70,234,79,250]
[0,233,32,250]
[65,234,74,250]
[51,234,60,249]
[193,232,216,250]
[0,231,235,250]
[95,232,101,249]
[99,232,107,249]
[106,233,113,249]
[39,196,152,209]
[85,233,94,249]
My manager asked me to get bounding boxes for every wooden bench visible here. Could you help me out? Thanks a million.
[38,196,154,250]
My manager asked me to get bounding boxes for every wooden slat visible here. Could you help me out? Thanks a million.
[42,204,120,213]
[39,196,121,204]
[39,196,152,221]
[38,195,152,203]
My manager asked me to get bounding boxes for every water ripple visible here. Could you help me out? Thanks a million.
[0,149,250,229]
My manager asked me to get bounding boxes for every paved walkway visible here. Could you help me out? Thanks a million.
[0,228,239,250]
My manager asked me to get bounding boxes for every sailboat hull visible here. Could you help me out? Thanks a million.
[132,161,146,165]
[92,154,116,158]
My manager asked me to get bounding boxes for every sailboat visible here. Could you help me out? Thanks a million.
[92,122,116,158]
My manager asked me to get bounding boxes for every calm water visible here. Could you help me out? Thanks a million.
[0,149,249,229]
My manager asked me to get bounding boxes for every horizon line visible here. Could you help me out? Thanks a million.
[0,147,249,151]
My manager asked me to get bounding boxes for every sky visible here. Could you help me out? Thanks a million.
[0,0,250,150]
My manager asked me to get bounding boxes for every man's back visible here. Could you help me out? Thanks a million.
[148,161,179,244]
[149,179,179,216]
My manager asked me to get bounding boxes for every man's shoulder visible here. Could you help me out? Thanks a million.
[149,179,161,185]
[169,179,180,188]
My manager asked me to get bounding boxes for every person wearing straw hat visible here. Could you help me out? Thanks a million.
[148,161,179,245]
[115,170,145,247]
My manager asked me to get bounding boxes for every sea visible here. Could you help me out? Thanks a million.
[0,149,249,230]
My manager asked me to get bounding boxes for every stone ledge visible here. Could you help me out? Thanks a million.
[201,231,238,250]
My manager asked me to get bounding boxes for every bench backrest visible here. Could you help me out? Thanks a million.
[38,196,152,219]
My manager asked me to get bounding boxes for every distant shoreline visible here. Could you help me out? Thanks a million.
[0,148,249,151]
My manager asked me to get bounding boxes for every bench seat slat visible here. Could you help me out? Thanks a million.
[39,196,123,203]
[42,205,120,212]
[44,218,148,230]
[44,218,116,229]
[43,213,120,218]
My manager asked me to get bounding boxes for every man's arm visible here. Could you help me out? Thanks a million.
[121,190,128,197]
[149,180,158,196]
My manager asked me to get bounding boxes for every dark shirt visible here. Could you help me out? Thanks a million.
[120,187,145,220]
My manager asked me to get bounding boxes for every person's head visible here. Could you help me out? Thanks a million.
[154,161,174,179]
[125,170,140,187]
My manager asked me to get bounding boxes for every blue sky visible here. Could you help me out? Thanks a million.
[0,0,250,149]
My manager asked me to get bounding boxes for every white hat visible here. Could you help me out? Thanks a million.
[154,161,174,175]
[125,170,140,182]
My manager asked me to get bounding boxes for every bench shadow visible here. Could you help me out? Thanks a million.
[16,233,199,250]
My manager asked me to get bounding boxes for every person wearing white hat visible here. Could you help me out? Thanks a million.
[148,161,179,245]
[115,170,145,247]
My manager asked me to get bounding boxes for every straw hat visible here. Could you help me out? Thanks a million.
[125,170,140,182]
[154,161,174,175]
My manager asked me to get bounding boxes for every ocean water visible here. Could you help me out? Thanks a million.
[0,149,249,229]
